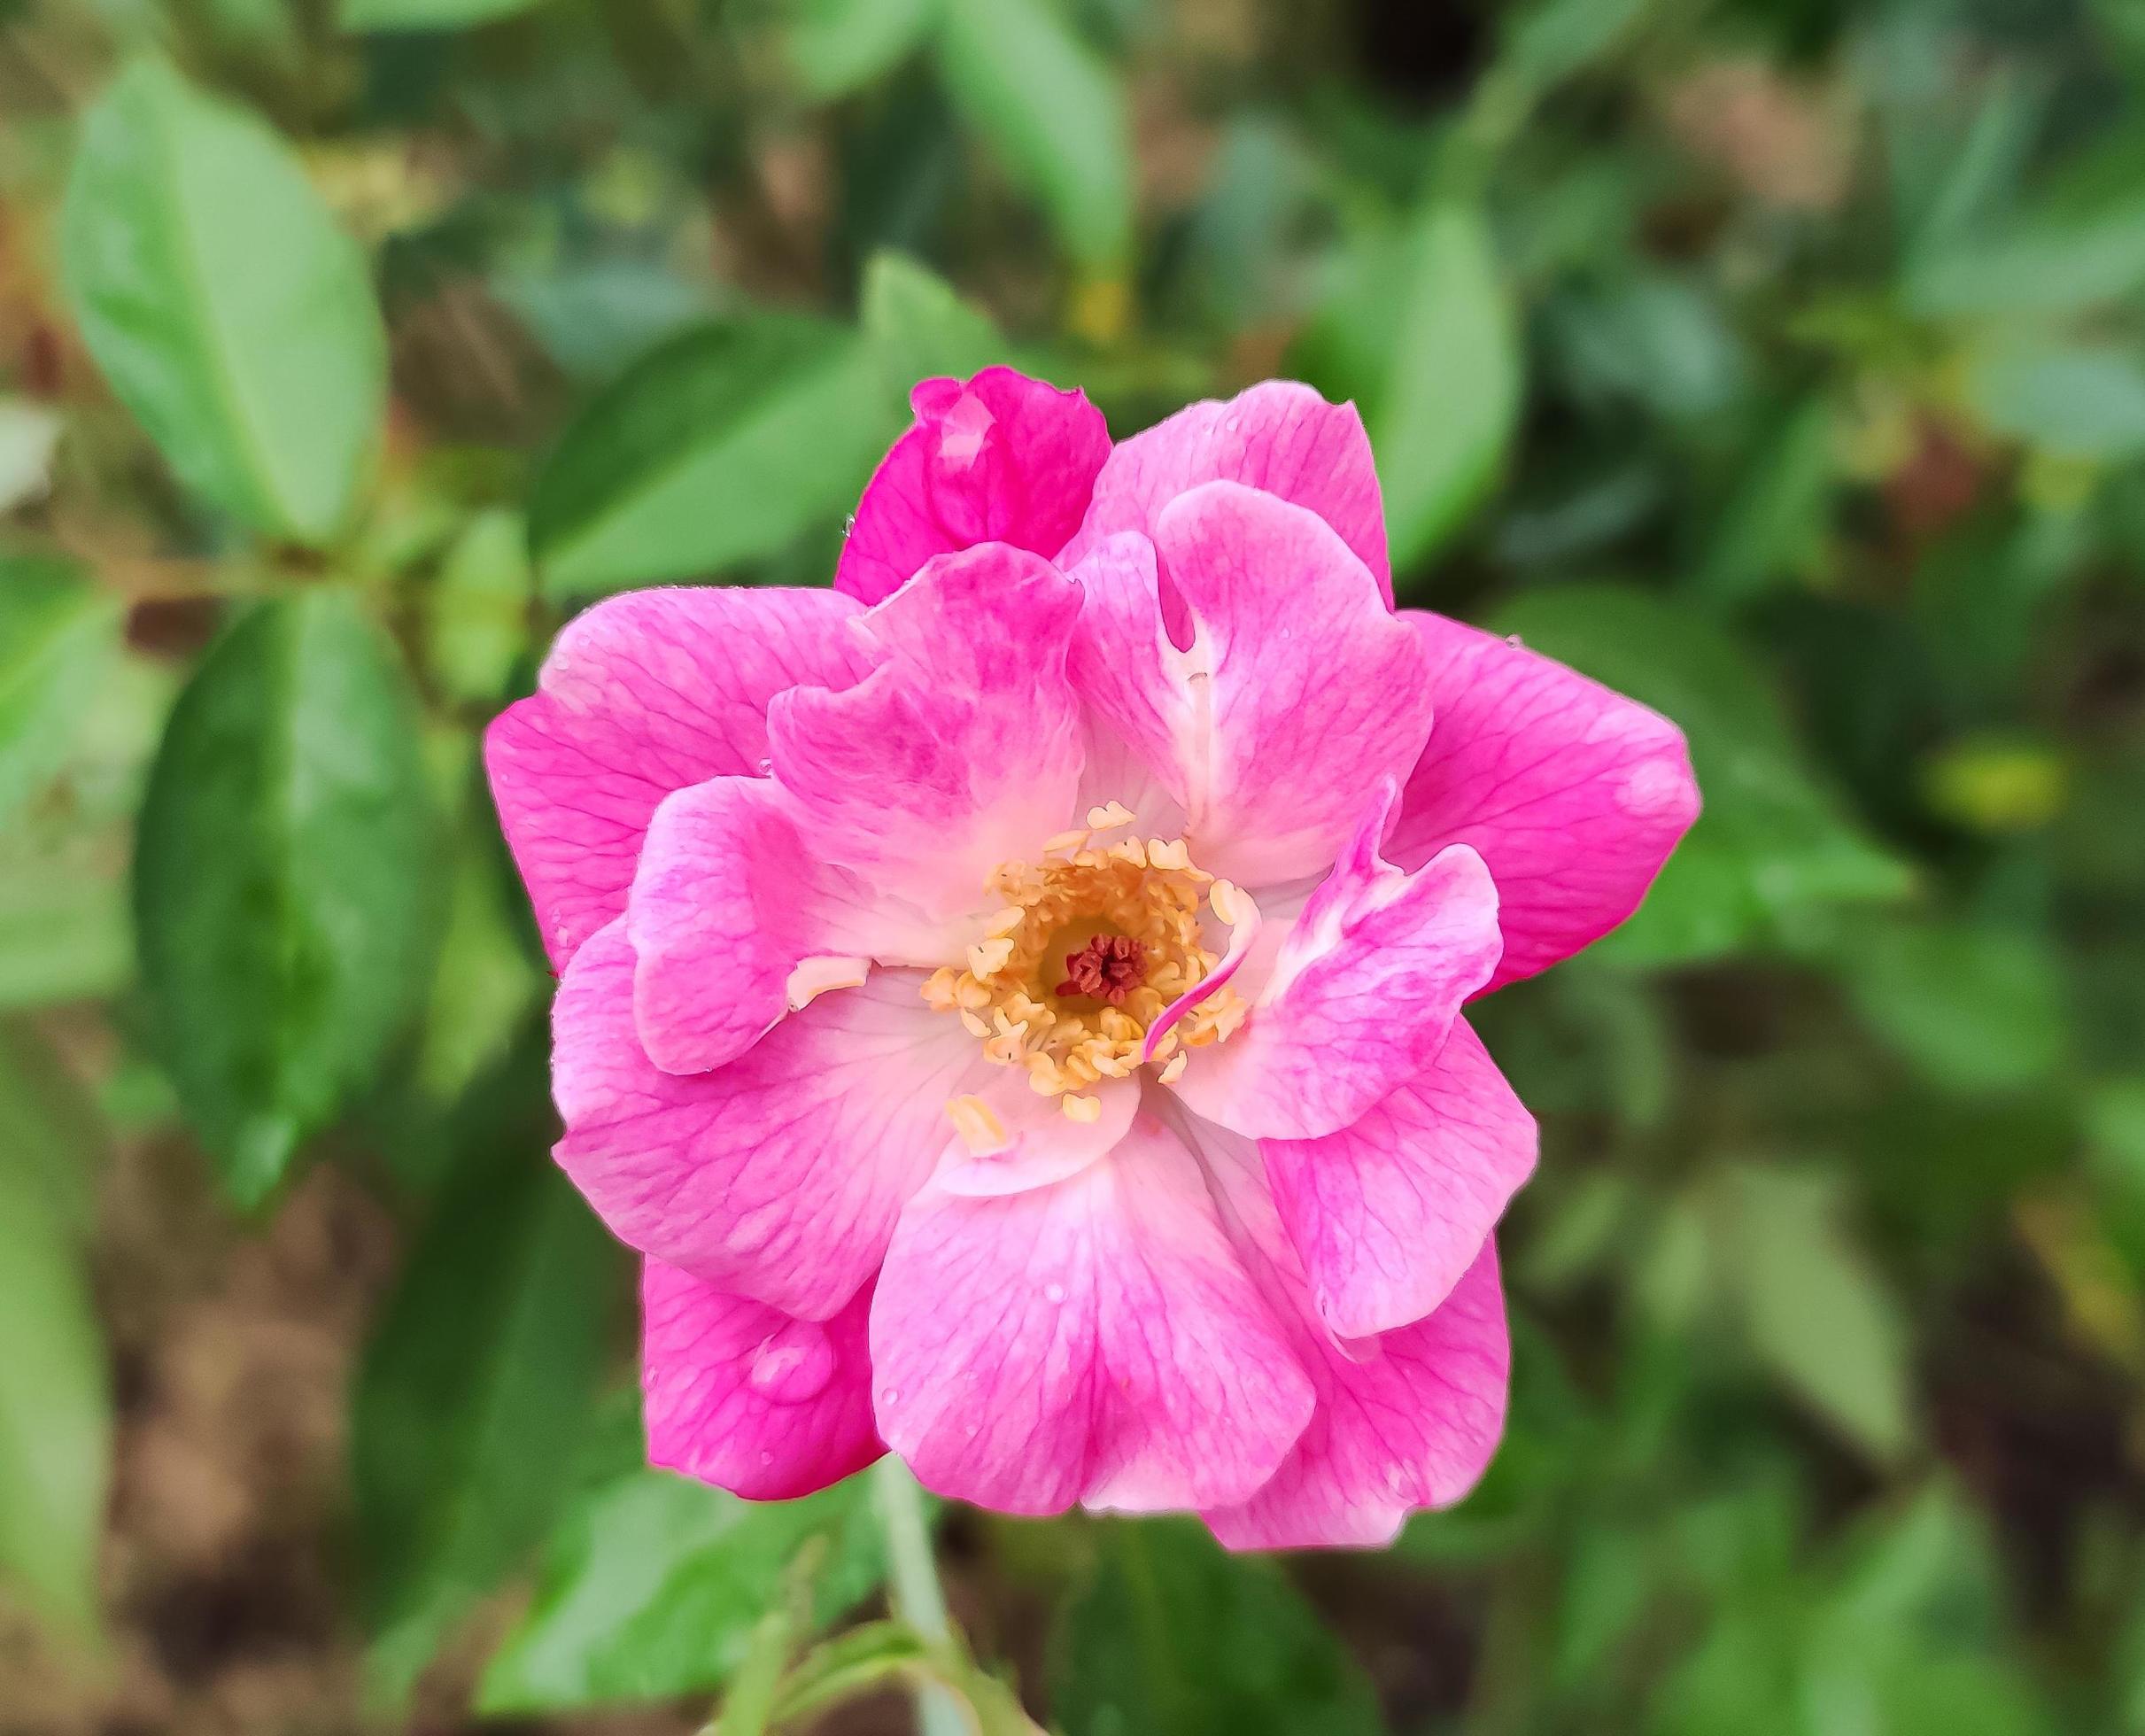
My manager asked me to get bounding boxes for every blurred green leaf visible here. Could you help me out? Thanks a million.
[1904,182,2145,318]
[530,315,890,597]
[1714,1163,1917,1466]
[1054,1520,1388,1735]
[1301,203,1521,575]
[341,0,543,35]
[1843,918,2071,1096]
[61,60,385,546]
[1692,396,1836,608]
[1966,345,2145,461]
[0,844,131,1011]
[935,0,1134,270]
[1487,585,1911,966]
[784,0,939,99]
[0,1026,111,1642]
[861,251,1009,396]
[136,590,438,1208]
[480,1468,887,1712]
[0,555,120,825]
[356,1119,620,1702]
[424,509,530,708]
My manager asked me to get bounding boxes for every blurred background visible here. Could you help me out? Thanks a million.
[4,0,2144,1729]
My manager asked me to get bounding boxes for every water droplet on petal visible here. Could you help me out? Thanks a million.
[747,1319,837,1403]
[1043,1283,1066,1305]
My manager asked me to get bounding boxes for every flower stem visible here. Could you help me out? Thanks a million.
[871,1456,970,1736]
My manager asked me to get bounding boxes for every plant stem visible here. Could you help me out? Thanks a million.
[871,1457,970,1736]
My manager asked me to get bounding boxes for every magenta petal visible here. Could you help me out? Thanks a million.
[553,919,972,1321]
[1387,612,1700,990]
[771,543,1086,918]
[1063,381,1392,606]
[627,775,955,1076]
[1171,792,1504,1142]
[1068,484,1431,888]
[1196,1137,1509,1549]
[1264,1019,1536,1339]
[870,1112,1314,1516]
[485,585,872,971]
[643,1259,883,1500]
[834,367,1111,605]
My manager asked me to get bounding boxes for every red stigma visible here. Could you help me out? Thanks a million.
[1057,934,1146,1006]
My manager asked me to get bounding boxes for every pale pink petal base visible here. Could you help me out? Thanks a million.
[1067,484,1431,887]
[870,1112,1314,1516]
[643,1259,883,1500]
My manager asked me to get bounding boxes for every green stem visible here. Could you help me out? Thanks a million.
[871,1457,970,1736]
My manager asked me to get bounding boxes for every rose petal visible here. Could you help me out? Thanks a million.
[835,367,1111,605]
[553,918,972,1320]
[1387,613,1700,990]
[1263,1018,1535,1339]
[486,585,871,970]
[1067,484,1431,888]
[1063,380,1391,606]
[871,1109,1313,1515]
[643,1259,883,1500]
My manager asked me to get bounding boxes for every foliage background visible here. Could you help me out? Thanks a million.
[3,0,2144,1729]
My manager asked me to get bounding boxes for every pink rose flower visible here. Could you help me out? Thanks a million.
[487,368,1700,1546]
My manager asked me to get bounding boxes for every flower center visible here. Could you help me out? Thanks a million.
[922,803,1248,1126]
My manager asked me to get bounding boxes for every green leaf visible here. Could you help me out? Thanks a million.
[530,315,892,598]
[1904,185,2145,319]
[0,1025,112,1640]
[356,1104,621,1702]
[1965,345,2145,461]
[423,508,531,708]
[0,840,131,1011]
[1054,1520,1388,1735]
[1486,585,1911,967]
[1843,918,2070,1096]
[136,589,439,1208]
[1692,396,1836,608]
[1300,204,1522,575]
[0,555,121,825]
[61,61,386,546]
[1713,1163,1917,1465]
[783,0,938,99]
[340,0,543,34]
[934,0,1134,270]
[479,1467,888,1712]
[860,251,1010,398]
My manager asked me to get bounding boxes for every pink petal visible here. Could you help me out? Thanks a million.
[1196,1134,1509,1550]
[870,1110,1314,1516]
[1066,484,1431,888]
[486,586,872,971]
[1170,791,1504,1141]
[834,368,1111,606]
[1062,381,1392,607]
[1387,612,1700,990]
[627,775,956,1076]
[553,918,972,1321]
[771,543,1086,919]
[1263,1018,1535,1339]
[643,1259,883,1500]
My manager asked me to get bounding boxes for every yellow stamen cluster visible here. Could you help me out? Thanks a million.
[923,805,1247,1120]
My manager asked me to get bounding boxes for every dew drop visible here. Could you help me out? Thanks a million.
[1043,1282,1066,1305]
[747,1319,837,1403]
